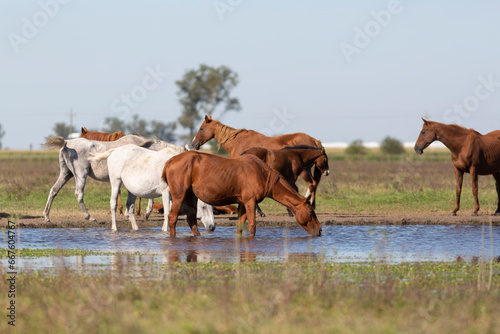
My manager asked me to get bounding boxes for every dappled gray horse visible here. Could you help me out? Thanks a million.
[43,135,176,222]
[89,144,215,232]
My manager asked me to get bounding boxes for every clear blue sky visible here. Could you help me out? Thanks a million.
[1,0,500,149]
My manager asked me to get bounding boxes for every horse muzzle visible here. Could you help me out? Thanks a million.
[414,146,424,155]
[312,228,322,237]
[192,141,201,150]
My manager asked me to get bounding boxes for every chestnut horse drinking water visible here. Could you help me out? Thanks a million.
[162,151,322,237]
[415,119,500,216]
[191,115,327,210]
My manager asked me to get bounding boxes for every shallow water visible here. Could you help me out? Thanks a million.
[2,225,500,270]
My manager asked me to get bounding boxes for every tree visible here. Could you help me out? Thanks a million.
[345,139,367,155]
[0,123,5,149]
[52,122,72,138]
[176,64,241,143]
[101,115,177,142]
[381,136,405,155]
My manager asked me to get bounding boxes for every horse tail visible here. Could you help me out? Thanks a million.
[88,148,116,162]
[43,136,66,150]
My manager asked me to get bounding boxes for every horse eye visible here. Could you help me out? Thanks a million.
[421,131,426,135]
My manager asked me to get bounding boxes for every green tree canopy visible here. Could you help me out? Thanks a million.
[176,64,241,143]
[102,115,176,142]
[345,139,367,155]
[52,122,72,139]
[380,136,405,155]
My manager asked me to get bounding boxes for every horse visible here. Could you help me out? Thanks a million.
[43,135,174,222]
[241,145,330,216]
[89,144,215,231]
[191,115,327,211]
[414,118,500,216]
[162,151,322,237]
[80,127,126,141]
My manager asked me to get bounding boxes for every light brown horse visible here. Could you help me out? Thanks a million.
[415,119,500,216]
[191,115,326,210]
[241,145,330,216]
[80,127,126,141]
[162,151,322,237]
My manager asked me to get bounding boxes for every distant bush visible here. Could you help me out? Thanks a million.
[345,139,367,155]
[380,136,405,155]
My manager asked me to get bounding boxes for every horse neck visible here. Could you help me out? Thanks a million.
[268,178,304,210]
[213,122,243,156]
[295,149,324,167]
[434,123,470,154]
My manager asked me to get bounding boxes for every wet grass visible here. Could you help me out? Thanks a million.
[0,258,499,333]
[0,248,113,258]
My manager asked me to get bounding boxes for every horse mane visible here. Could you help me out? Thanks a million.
[450,124,469,131]
[80,128,126,141]
[283,145,322,150]
[213,121,247,146]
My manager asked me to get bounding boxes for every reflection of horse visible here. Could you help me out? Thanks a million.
[242,145,330,216]
[415,119,500,216]
[191,115,326,210]
[80,127,126,141]
[162,151,322,237]
[89,144,215,231]
[43,136,169,222]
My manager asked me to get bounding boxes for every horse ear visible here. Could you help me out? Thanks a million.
[81,127,87,134]
[421,117,430,125]
[205,115,212,123]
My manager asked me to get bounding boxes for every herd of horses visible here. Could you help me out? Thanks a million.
[43,117,500,237]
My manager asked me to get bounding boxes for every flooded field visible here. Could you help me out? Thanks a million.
[3,224,500,271]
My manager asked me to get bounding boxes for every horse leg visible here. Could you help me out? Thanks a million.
[245,200,257,237]
[451,167,464,216]
[74,172,96,221]
[470,167,480,216]
[145,199,153,220]
[135,197,142,216]
[493,172,500,216]
[237,204,247,236]
[168,193,186,238]
[110,180,122,231]
[43,164,73,222]
[117,190,123,215]
[255,204,266,217]
[286,182,300,217]
[161,188,171,232]
[185,192,201,236]
[126,192,139,230]
[310,166,323,209]
[300,168,317,209]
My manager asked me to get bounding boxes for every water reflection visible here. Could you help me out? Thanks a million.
[1,225,499,270]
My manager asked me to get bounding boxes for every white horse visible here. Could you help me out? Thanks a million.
[43,135,177,222]
[89,144,215,232]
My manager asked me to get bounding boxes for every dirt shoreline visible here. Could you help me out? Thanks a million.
[2,212,500,229]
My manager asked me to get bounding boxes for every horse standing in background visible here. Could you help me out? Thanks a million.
[241,145,330,216]
[191,115,328,212]
[162,151,322,237]
[80,127,126,141]
[415,119,500,216]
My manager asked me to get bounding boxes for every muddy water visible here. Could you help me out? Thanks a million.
[3,225,500,270]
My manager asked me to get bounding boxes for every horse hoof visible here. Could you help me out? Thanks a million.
[260,213,266,217]
[450,213,457,216]
[471,213,478,217]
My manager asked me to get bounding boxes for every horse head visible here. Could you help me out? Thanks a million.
[414,118,437,155]
[192,115,217,150]
[315,147,330,176]
[293,195,322,237]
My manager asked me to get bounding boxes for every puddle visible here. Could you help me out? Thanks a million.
[2,225,499,270]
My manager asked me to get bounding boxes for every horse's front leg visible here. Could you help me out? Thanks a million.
[237,204,247,236]
[245,200,257,237]
[493,172,500,216]
[145,199,154,220]
[185,193,201,236]
[74,171,96,221]
[135,197,142,216]
[300,168,318,209]
[470,167,480,216]
[126,192,139,230]
[451,167,464,216]
[110,180,122,231]
[161,188,171,232]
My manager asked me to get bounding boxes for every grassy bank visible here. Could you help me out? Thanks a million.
[1,149,499,219]
[1,258,499,333]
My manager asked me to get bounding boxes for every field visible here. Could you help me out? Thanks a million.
[1,149,500,333]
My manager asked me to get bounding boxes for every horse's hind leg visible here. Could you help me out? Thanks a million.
[493,172,500,216]
[126,192,139,230]
[145,199,154,220]
[74,171,96,221]
[451,167,464,216]
[185,192,200,236]
[43,164,73,222]
[244,200,257,237]
[135,197,142,216]
[110,180,122,231]
[237,204,247,236]
[470,167,480,216]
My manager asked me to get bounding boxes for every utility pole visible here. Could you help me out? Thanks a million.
[67,109,76,134]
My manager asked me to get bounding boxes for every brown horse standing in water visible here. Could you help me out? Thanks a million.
[415,119,500,216]
[191,115,327,210]
[241,145,330,216]
[162,151,322,237]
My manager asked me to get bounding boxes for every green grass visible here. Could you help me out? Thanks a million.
[1,259,499,333]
